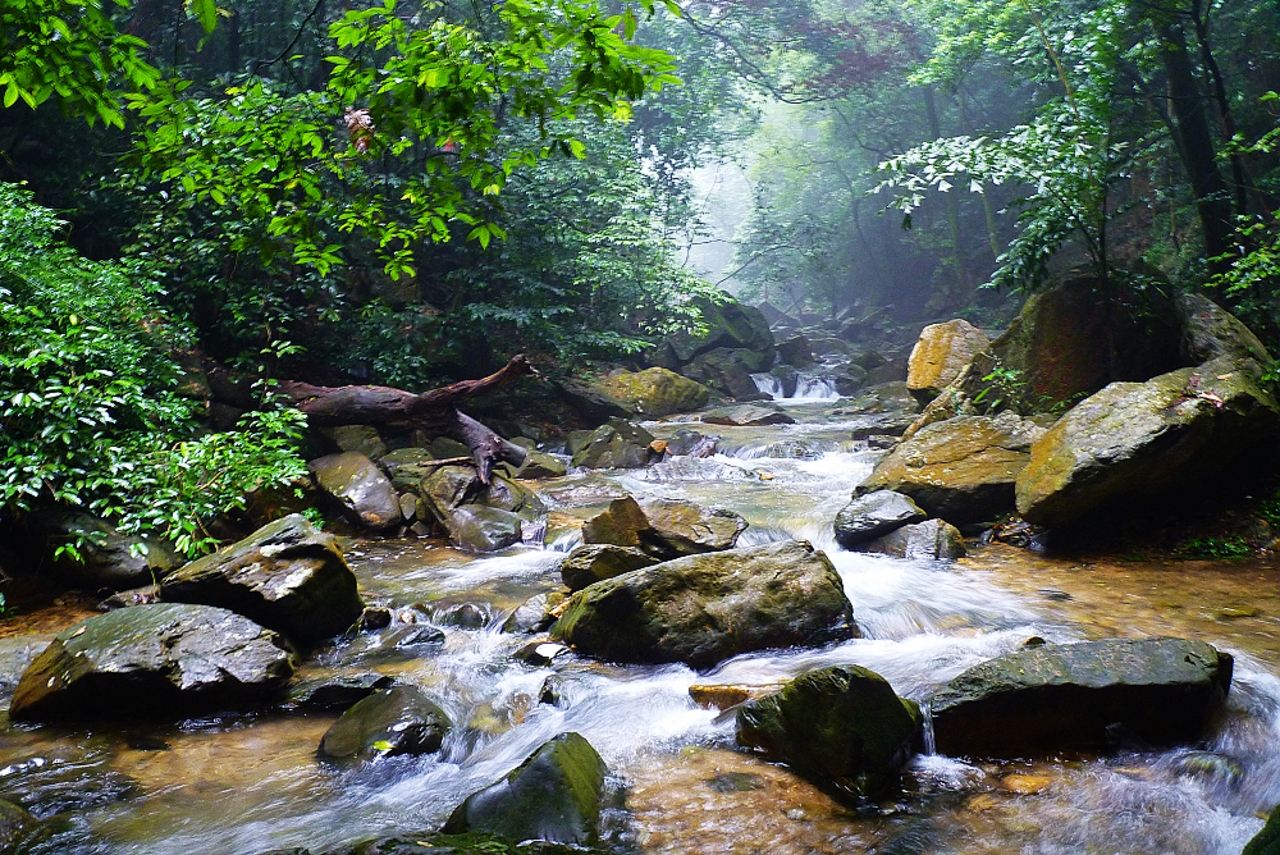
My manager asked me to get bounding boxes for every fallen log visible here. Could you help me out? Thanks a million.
[278,356,533,484]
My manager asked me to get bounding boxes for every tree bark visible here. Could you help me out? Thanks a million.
[279,355,532,484]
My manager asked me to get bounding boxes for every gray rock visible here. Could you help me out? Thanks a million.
[833,490,927,548]
[560,544,659,592]
[309,452,403,531]
[552,540,858,669]
[929,638,1234,758]
[160,515,363,645]
[570,419,656,470]
[737,665,920,802]
[443,506,523,553]
[325,425,388,460]
[46,512,177,590]
[443,732,607,847]
[516,450,567,479]
[665,429,719,458]
[859,519,966,561]
[702,405,796,427]
[581,496,747,560]
[288,673,396,711]
[11,604,295,720]
[319,686,451,762]
[379,447,438,493]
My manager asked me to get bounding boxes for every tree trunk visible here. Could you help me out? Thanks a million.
[278,355,533,484]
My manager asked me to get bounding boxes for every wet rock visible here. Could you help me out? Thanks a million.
[1244,804,1280,854]
[1178,291,1274,365]
[538,676,565,706]
[288,673,396,711]
[736,665,921,802]
[514,641,571,667]
[442,506,523,553]
[859,519,966,561]
[552,540,858,669]
[840,381,920,416]
[1015,356,1280,528]
[319,686,451,762]
[560,544,659,592]
[777,335,815,368]
[337,833,585,854]
[0,751,139,818]
[665,428,719,458]
[861,412,1045,526]
[309,452,403,531]
[581,496,747,560]
[430,437,471,459]
[379,448,438,493]
[324,425,387,460]
[847,413,918,441]
[833,490,927,548]
[653,296,775,371]
[97,584,161,610]
[160,514,363,645]
[436,602,489,629]
[358,606,393,632]
[688,683,782,711]
[516,450,567,480]
[686,348,773,400]
[45,512,178,590]
[594,368,711,418]
[381,623,446,650]
[502,593,561,635]
[570,419,656,470]
[443,732,607,847]
[907,320,991,403]
[0,798,46,852]
[11,603,295,721]
[929,638,1234,758]
[1172,751,1244,789]
[701,404,796,427]
[832,362,869,396]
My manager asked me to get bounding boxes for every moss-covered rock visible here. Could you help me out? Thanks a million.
[594,368,711,418]
[309,451,403,531]
[560,544,659,591]
[570,419,656,470]
[1244,805,1280,855]
[161,515,363,644]
[42,511,179,590]
[552,540,858,669]
[337,832,589,854]
[736,665,920,802]
[11,603,295,720]
[833,490,927,548]
[654,296,775,369]
[906,320,990,403]
[1015,356,1280,527]
[318,686,451,762]
[0,798,46,853]
[861,412,1045,526]
[929,638,1233,758]
[684,347,772,400]
[443,732,607,847]
[581,496,747,559]
[379,447,438,493]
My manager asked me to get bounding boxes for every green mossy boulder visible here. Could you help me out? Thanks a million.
[594,368,711,418]
[552,540,858,669]
[11,603,295,721]
[1244,806,1280,855]
[443,732,607,848]
[318,686,451,762]
[570,419,656,470]
[560,544,659,592]
[736,665,921,802]
[0,799,46,854]
[929,638,1233,758]
[161,514,363,644]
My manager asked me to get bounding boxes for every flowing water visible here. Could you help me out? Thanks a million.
[2,399,1279,853]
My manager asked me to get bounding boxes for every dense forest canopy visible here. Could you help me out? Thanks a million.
[1,0,1278,555]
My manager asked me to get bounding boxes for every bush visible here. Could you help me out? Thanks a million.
[0,182,307,557]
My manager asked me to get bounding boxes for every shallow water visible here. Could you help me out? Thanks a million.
[1,399,1277,853]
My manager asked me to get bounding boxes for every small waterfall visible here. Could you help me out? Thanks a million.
[920,700,937,755]
[750,372,784,398]
[792,373,839,401]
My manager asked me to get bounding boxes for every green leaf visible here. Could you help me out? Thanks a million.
[192,0,218,33]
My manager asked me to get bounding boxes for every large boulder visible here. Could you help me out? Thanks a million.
[319,685,452,762]
[416,465,542,551]
[776,335,815,368]
[309,452,403,531]
[570,419,656,470]
[860,412,1045,526]
[929,638,1233,758]
[1015,356,1280,527]
[701,404,796,427]
[551,540,858,669]
[379,447,439,493]
[653,296,775,370]
[160,515,363,644]
[594,368,711,418]
[736,665,920,802]
[684,347,772,400]
[444,732,607,847]
[581,496,747,559]
[560,544,659,592]
[10,603,295,720]
[859,519,966,561]
[441,506,523,553]
[45,512,178,590]
[906,320,990,403]
[833,490,927,548]
[1244,806,1280,855]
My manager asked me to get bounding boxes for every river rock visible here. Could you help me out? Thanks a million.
[443,732,607,847]
[929,638,1234,758]
[702,404,796,427]
[860,412,1045,526]
[570,419,656,470]
[516,450,567,480]
[594,368,711,418]
[859,519,966,561]
[379,448,438,493]
[560,545,659,592]
[833,490,927,548]
[666,428,718,458]
[653,296,775,370]
[0,799,45,852]
[907,320,990,403]
[45,512,178,590]
[1015,356,1280,527]
[776,335,815,368]
[318,686,451,762]
[581,496,747,559]
[736,665,921,802]
[160,515,363,644]
[288,673,396,711]
[309,452,402,531]
[551,540,858,669]
[11,603,295,720]
[686,348,772,400]
[324,425,388,460]
[1244,805,1280,855]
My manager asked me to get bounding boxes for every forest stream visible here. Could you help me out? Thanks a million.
[1,394,1276,854]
